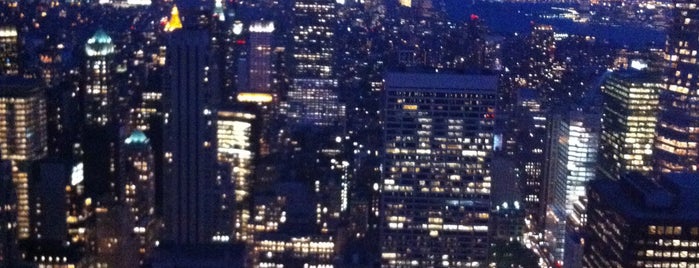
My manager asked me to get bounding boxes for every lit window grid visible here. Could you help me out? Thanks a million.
[217,111,255,242]
[600,75,660,179]
[381,87,496,267]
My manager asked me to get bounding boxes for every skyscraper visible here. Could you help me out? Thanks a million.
[84,29,115,126]
[0,26,19,76]
[286,0,345,126]
[514,88,548,231]
[380,72,497,267]
[216,108,256,242]
[123,130,158,262]
[0,81,47,239]
[163,24,218,245]
[528,24,556,101]
[546,110,600,263]
[599,70,661,180]
[654,0,699,174]
[584,172,699,267]
[248,21,274,93]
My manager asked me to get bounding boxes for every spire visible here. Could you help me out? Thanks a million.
[164,5,183,32]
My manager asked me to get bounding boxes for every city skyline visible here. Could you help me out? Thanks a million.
[0,0,694,267]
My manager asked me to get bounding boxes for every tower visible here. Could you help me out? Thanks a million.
[248,21,274,94]
[286,0,345,126]
[163,24,218,245]
[599,71,661,180]
[380,72,497,267]
[654,0,699,173]
[546,110,600,264]
[0,26,19,76]
[123,130,158,263]
[0,81,47,239]
[84,29,115,126]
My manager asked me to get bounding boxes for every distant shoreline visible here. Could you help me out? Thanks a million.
[444,0,665,49]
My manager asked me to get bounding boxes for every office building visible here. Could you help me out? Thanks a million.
[0,82,47,239]
[654,0,699,173]
[216,109,256,242]
[514,88,548,231]
[84,29,115,126]
[28,160,70,242]
[380,72,497,267]
[248,21,274,93]
[163,24,218,245]
[599,70,661,180]
[0,26,19,76]
[123,130,158,262]
[528,24,556,94]
[286,0,345,126]
[546,110,599,263]
[584,172,699,267]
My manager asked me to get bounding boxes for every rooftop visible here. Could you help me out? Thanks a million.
[589,172,699,222]
[125,130,149,145]
[385,72,498,91]
[0,79,43,97]
[85,29,115,56]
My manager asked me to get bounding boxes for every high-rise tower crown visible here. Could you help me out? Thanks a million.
[85,29,115,57]
[164,5,183,32]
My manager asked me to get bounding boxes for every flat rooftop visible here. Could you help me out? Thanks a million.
[385,72,498,91]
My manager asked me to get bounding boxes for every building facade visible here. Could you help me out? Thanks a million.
[0,26,19,76]
[599,70,661,180]
[163,27,218,245]
[584,172,699,267]
[546,110,600,263]
[84,29,115,127]
[0,82,47,239]
[286,0,345,126]
[380,72,497,267]
[653,0,699,173]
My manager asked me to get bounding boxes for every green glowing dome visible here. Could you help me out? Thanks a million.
[125,130,149,144]
[85,29,115,57]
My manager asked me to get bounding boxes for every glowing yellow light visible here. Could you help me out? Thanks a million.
[164,5,182,32]
[237,92,273,103]
[403,104,418,110]
[400,0,411,7]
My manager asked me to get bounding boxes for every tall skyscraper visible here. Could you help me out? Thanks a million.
[84,29,115,126]
[599,70,661,180]
[380,73,497,267]
[0,26,19,76]
[528,24,557,101]
[546,110,599,264]
[0,82,47,239]
[286,0,345,126]
[248,21,274,93]
[216,108,255,242]
[514,88,548,232]
[163,24,218,245]
[123,130,158,262]
[654,0,699,174]
[584,172,699,267]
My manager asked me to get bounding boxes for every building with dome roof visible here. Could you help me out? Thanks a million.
[122,130,159,264]
[84,29,115,126]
